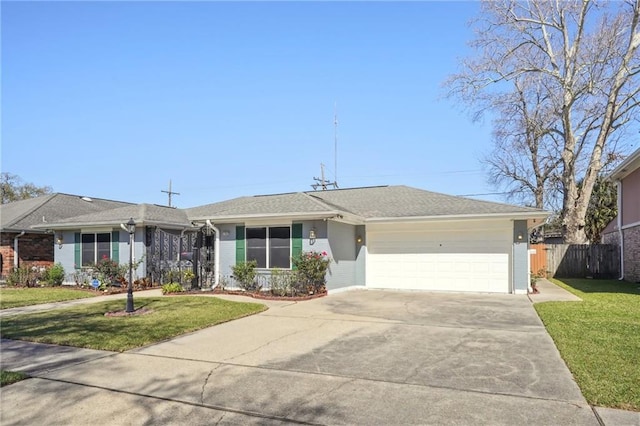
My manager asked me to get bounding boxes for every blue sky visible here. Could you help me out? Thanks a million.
[2,1,500,208]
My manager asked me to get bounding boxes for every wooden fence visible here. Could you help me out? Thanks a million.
[530,244,620,279]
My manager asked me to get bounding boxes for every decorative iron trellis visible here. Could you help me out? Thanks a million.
[145,227,216,290]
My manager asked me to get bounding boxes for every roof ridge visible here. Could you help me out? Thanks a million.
[304,192,358,216]
[54,192,136,205]
[299,192,341,211]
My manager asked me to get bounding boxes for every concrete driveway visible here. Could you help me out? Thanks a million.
[0,290,608,425]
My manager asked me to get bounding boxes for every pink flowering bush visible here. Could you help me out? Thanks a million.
[291,250,331,294]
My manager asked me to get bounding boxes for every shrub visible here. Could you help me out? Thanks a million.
[44,263,65,286]
[94,256,122,285]
[291,251,331,294]
[232,261,258,291]
[7,266,29,286]
[270,268,297,296]
[6,266,43,287]
[161,283,184,294]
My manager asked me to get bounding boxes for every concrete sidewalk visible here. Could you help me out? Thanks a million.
[528,278,582,303]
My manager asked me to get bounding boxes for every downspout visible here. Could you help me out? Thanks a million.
[13,231,26,268]
[616,180,624,280]
[206,220,220,289]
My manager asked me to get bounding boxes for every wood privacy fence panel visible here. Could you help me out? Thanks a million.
[544,244,620,278]
[529,244,548,276]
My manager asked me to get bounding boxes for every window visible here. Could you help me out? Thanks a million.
[246,226,291,268]
[81,232,111,266]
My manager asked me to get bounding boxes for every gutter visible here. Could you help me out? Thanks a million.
[13,231,26,268]
[188,211,346,224]
[366,211,550,224]
[206,220,220,289]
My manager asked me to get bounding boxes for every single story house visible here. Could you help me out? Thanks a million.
[0,193,132,279]
[26,185,548,294]
[602,147,640,282]
[187,185,549,294]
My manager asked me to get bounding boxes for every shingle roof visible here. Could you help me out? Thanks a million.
[31,203,192,230]
[310,185,544,218]
[186,192,342,220]
[186,185,547,222]
[1,193,133,232]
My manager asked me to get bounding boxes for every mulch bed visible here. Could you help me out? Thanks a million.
[175,288,328,301]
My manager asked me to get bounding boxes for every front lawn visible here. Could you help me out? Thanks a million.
[1,370,29,387]
[0,287,97,309]
[0,297,266,352]
[534,278,640,411]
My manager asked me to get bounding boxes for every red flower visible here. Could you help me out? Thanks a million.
[321,251,327,256]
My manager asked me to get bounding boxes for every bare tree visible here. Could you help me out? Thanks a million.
[447,0,640,243]
[484,76,562,209]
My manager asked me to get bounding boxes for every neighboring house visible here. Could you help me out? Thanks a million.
[186,185,548,294]
[0,194,132,279]
[32,203,197,286]
[602,148,640,282]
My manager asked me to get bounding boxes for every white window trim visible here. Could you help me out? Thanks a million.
[81,232,112,266]
[246,225,292,269]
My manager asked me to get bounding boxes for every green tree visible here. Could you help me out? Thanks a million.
[1,173,53,204]
[585,178,617,244]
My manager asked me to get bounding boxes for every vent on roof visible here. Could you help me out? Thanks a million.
[81,197,93,202]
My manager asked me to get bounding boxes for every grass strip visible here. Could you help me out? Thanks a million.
[0,296,266,352]
[534,278,640,411]
[1,370,29,387]
[0,287,97,309]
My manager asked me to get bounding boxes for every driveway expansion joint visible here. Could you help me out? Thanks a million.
[37,376,323,426]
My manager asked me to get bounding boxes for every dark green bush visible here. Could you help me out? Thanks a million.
[44,263,65,286]
[161,283,184,294]
[232,260,258,291]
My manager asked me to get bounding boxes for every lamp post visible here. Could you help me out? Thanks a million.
[125,218,135,313]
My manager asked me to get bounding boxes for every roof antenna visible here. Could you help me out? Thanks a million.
[161,179,180,207]
[310,104,339,191]
[334,102,339,188]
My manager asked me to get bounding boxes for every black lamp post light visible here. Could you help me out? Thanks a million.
[125,218,135,313]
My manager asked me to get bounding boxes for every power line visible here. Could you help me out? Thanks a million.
[457,192,509,197]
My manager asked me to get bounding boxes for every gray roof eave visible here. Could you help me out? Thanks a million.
[188,211,349,224]
[32,219,194,231]
[609,148,640,180]
[365,211,551,224]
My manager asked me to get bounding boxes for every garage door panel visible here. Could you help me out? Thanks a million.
[367,223,511,293]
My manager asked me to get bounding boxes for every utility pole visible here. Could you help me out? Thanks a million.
[161,179,180,207]
[312,163,338,191]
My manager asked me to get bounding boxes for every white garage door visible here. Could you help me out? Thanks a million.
[366,221,512,293]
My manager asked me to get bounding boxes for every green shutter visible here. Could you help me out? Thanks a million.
[74,233,81,269]
[235,226,245,265]
[291,223,303,269]
[111,231,119,262]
